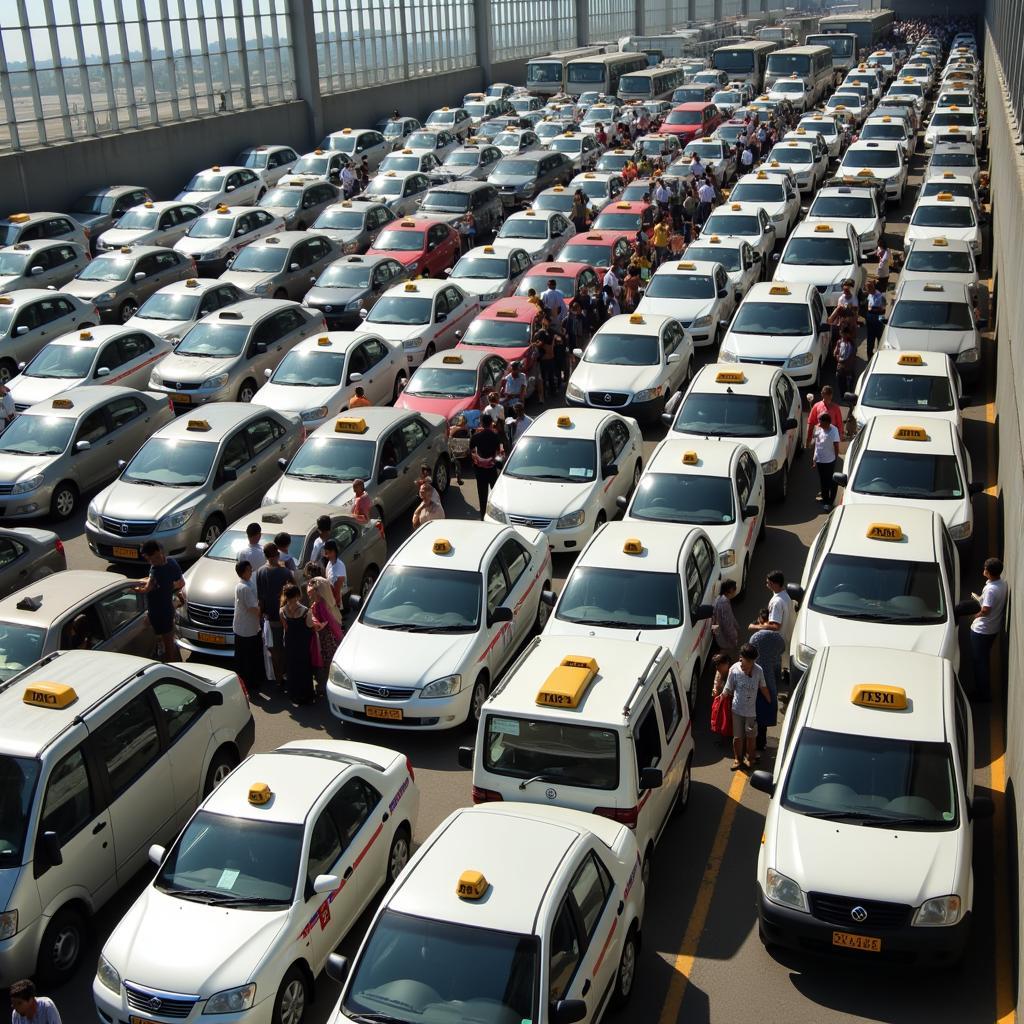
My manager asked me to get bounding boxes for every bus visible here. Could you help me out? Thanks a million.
[712,40,779,91]
[617,64,690,102]
[758,25,795,46]
[817,11,894,56]
[566,52,649,97]
[526,46,611,96]
[781,16,821,47]
[619,32,746,63]
[764,44,835,103]
[806,32,858,74]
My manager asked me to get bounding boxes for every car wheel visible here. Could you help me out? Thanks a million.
[739,556,749,599]
[772,465,789,503]
[201,515,225,546]
[631,459,642,494]
[204,747,238,795]
[238,378,257,403]
[534,581,552,633]
[432,456,450,495]
[119,298,139,323]
[391,371,407,404]
[37,906,86,987]
[273,288,288,300]
[610,925,640,1009]
[385,824,411,886]
[272,966,309,1024]
[0,358,17,384]
[466,672,489,726]
[424,342,436,360]
[50,481,78,521]
[594,510,606,534]
[676,755,693,814]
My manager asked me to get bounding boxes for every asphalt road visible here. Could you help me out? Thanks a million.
[45,133,1011,1024]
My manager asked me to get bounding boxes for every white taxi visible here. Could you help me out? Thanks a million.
[566,312,694,423]
[623,438,765,592]
[358,278,478,367]
[805,183,884,258]
[847,350,966,434]
[727,169,801,237]
[924,105,983,150]
[326,521,552,730]
[834,417,980,543]
[94,740,419,1024]
[900,236,980,302]
[494,208,575,263]
[402,127,460,162]
[919,171,980,208]
[680,137,737,184]
[773,221,866,307]
[122,277,247,343]
[326,803,644,1023]
[698,202,776,265]
[768,74,815,112]
[787,504,977,680]
[446,243,532,303]
[861,113,917,157]
[720,281,831,388]
[904,193,982,257]
[666,363,802,501]
[95,200,204,251]
[174,204,286,277]
[360,170,432,217]
[548,129,603,172]
[683,233,762,301]
[425,105,474,141]
[176,165,266,211]
[763,142,823,194]
[781,128,830,181]
[752,646,981,966]
[635,259,736,348]
[569,171,627,213]
[838,140,908,204]
[825,94,868,127]
[797,113,844,158]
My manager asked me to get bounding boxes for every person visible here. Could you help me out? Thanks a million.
[622,264,642,312]
[712,579,740,662]
[458,210,477,252]
[274,531,297,574]
[536,329,559,399]
[236,522,265,570]
[525,287,543,310]
[482,390,507,440]
[601,263,621,300]
[875,242,891,292]
[811,411,841,510]
[340,163,356,198]
[350,386,371,408]
[280,583,315,705]
[651,216,671,267]
[310,514,332,563]
[218,91,227,111]
[750,609,785,751]
[350,478,372,523]
[714,643,772,770]
[470,413,502,518]
[506,401,533,447]
[500,361,529,409]
[834,325,857,410]
[970,556,1009,700]
[864,278,886,359]
[682,187,697,244]
[806,385,844,449]
[696,177,716,225]
[412,481,445,527]
[233,560,264,695]
[571,189,589,232]
[689,153,705,178]
[10,980,61,1024]
[753,570,793,652]
[653,177,672,216]
[447,416,471,485]
[322,539,346,606]
[827,278,858,339]
[541,279,567,321]
[740,145,754,172]
[305,564,343,689]
[0,384,15,428]
[67,613,94,650]
[134,541,184,662]
[256,543,292,686]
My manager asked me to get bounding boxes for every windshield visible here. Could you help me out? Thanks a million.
[581,107,616,125]
[230,246,288,273]
[0,753,40,864]
[585,331,659,366]
[361,565,481,631]
[889,300,974,331]
[801,120,837,136]
[137,292,201,322]
[317,263,372,289]
[504,435,595,482]
[769,146,812,166]
[920,182,975,203]
[155,810,302,907]
[517,274,572,297]
[932,113,977,127]
[124,437,215,487]
[77,256,133,282]
[0,622,45,684]
[176,322,250,357]
[767,55,811,77]
[271,350,346,386]
[629,472,734,524]
[25,345,94,380]
[575,179,611,201]
[684,143,723,160]
[406,133,439,151]
[782,728,958,829]
[261,188,302,210]
[645,273,715,300]
[186,173,226,192]
[445,151,482,167]
[774,80,806,94]
[343,910,537,1022]
[809,195,874,220]
[0,250,33,275]
[911,206,975,229]
[549,138,584,154]
[713,91,742,104]
[853,450,963,499]
[862,124,906,141]
[809,553,945,623]
[366,177,404,197]
[187,214,234,239]
[666,109,703,126]
[557,242,611,264]
[325,134,358,153]
[533,193,574,213]
[366,295,431,325]
[495,133,526,149]
[382,155,423,173]
[373,229,425,252]
[529,60,563,83]
[730,183,785,204]
[421,192,470,213]
[557,565,683,628]
[808,35,854,58]
[405,366,478,398]
[731,301,812,336]
[862,372,954,412]
[204,529,252,560]
[315,208,366,232]
[114,208,161,230]
[713,49,754,73]
[287,437,374,481]
[782,235,853,266]
[493,159,539,177]
[703,213,761,235]
[597,153,631,171]
[685,245,739,271]
[930,152,976,169]
[292,155,333,175]
[905,248,973,275]
[592,212,642,231]
[842,149,901,169]
[675,392,775,437]
[672,89,710,103]
[498,219,548,241]
[451,256,509,280]
[0,413,74,454]
[461,318,530,347]
[427,111,457,125]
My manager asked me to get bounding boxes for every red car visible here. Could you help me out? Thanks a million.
[555,230,635,272]
[396,348,508,421]
[661,102,723,142]
[515,261,601,301]
[592,200,658,237]
[366,217,461,277]
[457,297,543,378]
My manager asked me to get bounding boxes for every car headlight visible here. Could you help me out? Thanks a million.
[762,459,780,475]
[771,212,786,222]
[94,291,116,304]
[346,299,362,310]
[421,674,463,698]
[486,502,507,523]
[407,261,419,272]
[252,282,271,295]
[830,282,846,292]
[12,474,43,494]
[787,352,814,368]
[204,373,229,390]
[157,507,197,532]
[87,503,102,527]
[329,663,354,691]
[199,249,220,260]
[0,909,17,941]
[765,867,808,912]
[720,549,736,568]
[205,984,257,1014]
[957,346,979,363]
[566,382,584,401]
[403,337,424,350]
[149,370,164,388]
[796,643,817,667]
[913,895,962,927]
[691,314,714,328]
[633,385,664,403]
[948,520,973,541]
[557,509,585,529]
[719,348,738,362]
[301,406,329,422]
[96,953,120,995]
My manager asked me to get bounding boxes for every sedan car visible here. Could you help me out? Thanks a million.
[319,128,393,170]
[311,199,395,255]
[439,143,504,181]
[305,254,409,330]
[492,128,542,158]
[236,143,300,185]
[0,526,66,598]
[218,231,340,301]
[403,128,460,162]
[94,201,204,252]
[288,148,352,183]
[361,170,433,217]
[256,178,340,230]
[446,244,532,304]
[0,212,90,250]
[493,208,575,262]
[122,278,247,342]
[396,349,508,423]
[366,218,461,278]
[0,239,89,293]
[556,229,635,272]
[173,205,286,277]
[68,185,154,243]
[176,165,266,210]
[488,150,574,208]
[0,289,97,385]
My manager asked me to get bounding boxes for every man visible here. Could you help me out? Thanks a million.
[875,242,891,292]
[134,541,184,662]
[806,385,844,449]
[601,264,621,300]
[651,216,671,267]
[970,556,1009,700]
[412,481,445,527]
[752,569,793,650]
[256,543,291,687]
[340,163,356,198]
[654,178,672,215]
[233,560,264,695]
[740,145,754,171]
[696,178,716,224]
[482,390,507,439]
[236,522,266,571]
[349,386,371,408]
[274,531,297,573]
[689,153,705,178]
[811,411,841,511]
[310,514,332,563]
[323,539,346,606]
[350,478,372,524]
[715,643,772,770]
[470,413,502,519]
[10,980,61,1024]
[0,384,15,428]
[864,278,886,359]
[500,361,529,409]
[506,401,533,447]
[540,279,567,321]
[749,610,786,751]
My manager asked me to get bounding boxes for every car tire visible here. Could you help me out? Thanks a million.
[0,357,17,384]
[631,459,642,495]
[201,514,225,546]
[50,480,78,521]
[594,510,606,534]
[204,746,238,796]
[385,824,412,886]
[391,371,407,404]
[676,755,693,814]
[119,298,139,323]
[466,672,489,727]
[534,581,552,634]
[358,564,379,604]
[432,456,450,496]
[273,288,288,300]
[36,905,86,987]
[424,342,436,360]
[272,965,309,1024]
[237,378,257,403]
[610,924,640,1009]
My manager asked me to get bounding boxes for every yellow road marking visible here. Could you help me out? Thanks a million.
[659,769,747,1024]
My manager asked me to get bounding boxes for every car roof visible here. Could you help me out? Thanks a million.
[157,277,229,296]
[0,570,136,629]
[393,519,508,571]
[419,348,497,371]
[308,405,418,441]
[2,211,74,225]
[157,401,272,439]
[241,502,361,535]
[476,297,540,322]
[647,435,743,476]
[687,233,744,250]
[745,280,815,303]
[894,279,971,302]
[673,101,715,111]
[576,520,698,575]
[861,415,957,456]
[527,406,614,438]
[828,503,941,561]
[289,331,370,355]
[914,193,974,208]
[3,238,81,254]
[205,298,304,324]
[93,244,168,259]
[24,385,150,418]
[596,312,673,337]
[599,200,651,213]
[866,350,952,378]
[383,217,442,232]
[690,360,780,393]
[0,288,77,310]
[197,164,248,174]
[907,235,973,253]
[49,324,138,348]
[249,230,326,248]
[788,219,855,239]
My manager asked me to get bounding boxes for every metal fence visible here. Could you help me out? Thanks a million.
[490,0,577,62]
[987,0,1024,134]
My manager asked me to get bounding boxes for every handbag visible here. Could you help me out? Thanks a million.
[711,692,733,736]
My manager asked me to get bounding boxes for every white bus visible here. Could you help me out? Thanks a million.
[566,52,649,97]
[817,11,895,55]
[712,40,779,92]
[805,32,858,74]
[764,44,835,103]
[526,46,610,96]
[617,64,690,102]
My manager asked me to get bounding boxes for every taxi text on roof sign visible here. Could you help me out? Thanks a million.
[23,683,77,709]
[866,522,903,542]
[536,655,599,708]
[623,538,643,555]
[894,425,929,441]
[187,419,211,431]
[335,417,367,434]
[898,353,924,365]
[851,684,908,710]
[715,370,745,384]
[432,538,453,555]
[457,870,489,900]
[248,782,273,805]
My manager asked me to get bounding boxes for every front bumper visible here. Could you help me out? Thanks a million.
[86,520,202,564]
[93,980,277,1024]
[327,680,472,730]
[149,382,232,411]
[566,391,664,422]
[177,622,236,657]
[0,912,46,988]
[486,508,592,553]
[756,887,971,965]
[307,305,362,331]
[0,478,58,520]
[190,252,233,277]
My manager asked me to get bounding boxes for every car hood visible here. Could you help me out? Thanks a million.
[92,480,200,522]
[797,610,950,662]
[488,173,533,186]
[175,236,229,256]
[123,315,194,340]
[304,286,367,308]
[157,353,238,384]
[493,237,548,258]
[724,330,810,360]
[395,393,475,419]
[448,278,508,299]
[8,374,85,407]
[99,228,155,248]
[489,475,592,520]
[176,190,217,206]
[905,225,977,247]
[338,623,477,686]
[314,228,363,244]
[420,210,468,226]
[0,275,29,294]
[770,808,961,907]
[183,558,238,607]
[64,278,115,300]
[544,617,689,665]
[883,326,974,357]
[103,887,290,994]
[358,321,425,344]
[0,452,58,486]
[636,296,717,322]
[569,361,660,395]
[263,475,355,508]
[254,381,341,415]
[774,264,853,290]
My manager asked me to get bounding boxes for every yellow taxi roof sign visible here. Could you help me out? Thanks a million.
[248,782,272,805]
[851,684,908,710]
[556,415,573,428]
[23,683,77,709]
[708,234,721,243]
[936,192,954,201]
[404,283,418,292]
[0,297,10,305]
[730,202,741,211]
[442,354,463,363]
[857,168,874,177]
[8,213,30,223]
[769,285,790,295]
[628,314,644,324]
[756,171,768,179]
[894,425,929,441]
[616,201,631,209]
[536,655,599,709]
[432,538,453,555]
[553,185,565,192]
[482,245,494,253]
[335,416,367,434]
[682,450,699,465]
[677,261,695,270]
[866,522,903,542]
[456,870,489,900]
[186,418,211,431]
[897,353,924,365]
[494,308,518,318]
[813,224,833,232]
[317,336,331,346]
[622,538,643,555]
[932,237,948,246]
[715,370,745,384]
[51,398,73,409]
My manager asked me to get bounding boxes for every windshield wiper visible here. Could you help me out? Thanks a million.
[123,478,162,486]
[212,895,289,906]
[861,815,943,829]
[346,1012,409,1024]
[800,809,882,822]
[289,472,342,482]
[159,886,234,903]
[402,623,472,633]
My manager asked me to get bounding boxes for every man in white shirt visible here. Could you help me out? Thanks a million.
[482,391,507,435]
[753,571,794,664]
[499,362,529,409]
[233,560,264,693]
[322,540,346,606]
[970,556,1008,700]
[236,523,266,571]
[0,384,15,427]
[506,402,534,447]
[696,179,716,223]
[811,411,841,511]
[540,279,567,321]
[602,265,621,298]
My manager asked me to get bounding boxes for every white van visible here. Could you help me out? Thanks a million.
[460,634,694,890]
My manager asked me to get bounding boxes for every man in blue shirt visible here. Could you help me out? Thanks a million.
[10,980,61,1024]
[134,541,184,662]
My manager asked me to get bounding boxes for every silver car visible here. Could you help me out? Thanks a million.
[0,212,90,250]
[256,179,341,230]
[64,245,196,323]
[304,254,410,330]
[218,231,340,301]
[94,201,205,252]
[0,526,66,599]
[236,144,301,185]
[311,199,396,255]
[0,239,90,293]
[361,171,433,216]
[174,205,285,277]
[0,289,97,385]
[123,278,248,342]
[0,385,175,521]
[440,144,504,181]
[68,185,154,243]
[318,128,394,171]
[149,298,325,408]
[176,502,388,658]
[86,402,304,564]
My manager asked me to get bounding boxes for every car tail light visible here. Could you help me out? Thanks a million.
[405,756,415,783]
[237,674,250,706]
[593,804,639,829]
[54,538,65,559]
[472,786,503,804]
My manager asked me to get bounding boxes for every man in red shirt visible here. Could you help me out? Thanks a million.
[806,384,844,448]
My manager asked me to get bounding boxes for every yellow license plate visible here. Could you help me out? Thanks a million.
[172,393,192,404]
[198,631,227,644]
[131,1017,161,1024]
[113,546,138,559]
[366,705,404,721]
[832,930,881,952]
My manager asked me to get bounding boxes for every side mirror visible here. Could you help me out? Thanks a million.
[254,342,268,355]
[616,494,629,511]
[572,347,583,359]
[379,464,399,482]
[222,467,238,483]
[277,457,288,472]
[968,481,984,496]
[313,873,340,895]
[489,605,514,626]
[29,265,44,275]
[37,830,63,868]
[693,602,713,622]
[117,458,127,470]
[289,262,300,271]
[742,503,759,519]
[96,366,110,378]
[970,795,995,820]
[550,999,587,1024]
[133,271,146,281]
[235,227,246,237]
[832,471,848,487]
[14,325,29,336]
[454,329,463,339]
[843,391,857,403]
[457,745,474,769]
[717,288,728,299]
[349,371,363,383]
[195,541,208,553]
[326,953,350,986]
[750,769,775,795]
[540,589,557,608]
[17,360,25,369]
[601,462,618,480]
[359,308,369,319]
[225,184,236,192]
[639,766,663,790]
[74,440,91,453]
[782,416,798,431]
[666,352,680,364]
[786,582,805,603]
[954,598,981,617]
[264,368,273,378]
[148,844,166,867]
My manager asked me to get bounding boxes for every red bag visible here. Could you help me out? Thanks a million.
[711,693,733,736]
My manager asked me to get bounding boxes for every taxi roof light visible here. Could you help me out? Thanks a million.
[866,522,903,542]
[432,538,453,555]
[457,870,489,899]
[894,426,929,441]
[442,354,463,363]
[682,450,699,465]
[851,685,908,710]
[677,261,695,270]
[897,353,924,365]
[187,418,211,431]
[51,398,73,409]
[622,538,643,555]
[715,370,745,383]
[335,416,367,434]
[556,415,573,428]
[536,655,599,709]
[813,224,833,232]
[248,782,273,805]
[628,314,644,324]
[23,683,77,709]
[769,285,790,295]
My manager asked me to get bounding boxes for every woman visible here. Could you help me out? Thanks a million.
[305,565,343,689]
[712,579,740,662]
[280,583,316,705]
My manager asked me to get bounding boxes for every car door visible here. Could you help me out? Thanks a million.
[216,428,255,518]
[109,332,159,387]
[483,553,515,668]
[774,374,798,469]
[604,418,634,513]
[245,415,290,497]
[399,416,434,484]
[810,291,829,368]
[358,336,393,405]
[375,424,409,517]
[70,404,114,488]
[250,310,291,378]
[662,320,690,391]
[95,583,151,656]
[497,535,537,647]
[437,286,468,348]
[104,395,154,479]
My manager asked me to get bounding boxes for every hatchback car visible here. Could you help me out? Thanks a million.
[366,218,461,278]
[218,231,340,301]
[0,239,89,293]
[439,144,504,181]
[402,128,460,162]
[288,147,352,183]
[0,212,90,249]
[417,181,505,238]
[236,144,300,184]
[488,150,574,208]
[446,244,532,304]
[361,170,433,217]
[122,277,247,342]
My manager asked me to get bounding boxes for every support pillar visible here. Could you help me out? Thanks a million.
[474,0,493,88]
[288,0,324,146]
[636,0,646,37]
[577,0,590,46]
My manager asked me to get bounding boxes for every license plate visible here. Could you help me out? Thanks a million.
[130,1017,161,1024]
[832,930,881,952]
[198,631,226,644]
[366,705,403,721]
[113,546,138,559]
[172,393,192,404]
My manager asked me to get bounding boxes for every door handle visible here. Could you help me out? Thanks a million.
[250,465,257,474]
[92,820,107,835]
[581,980,591,997]
[343,866,353,880]
[382,811,389,822]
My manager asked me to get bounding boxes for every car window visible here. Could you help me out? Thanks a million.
[363,337,388,365]
[548,900,582,1001]
[570,852,612,939]
[328,776,381,848]
[77,408,110,445]
[486,558,509,614]
[306,808,344,893]
[609,419,630,458]
[443,286,464,310]
[40,747,94,840]
[400,418,429,453]
[498,538,531,588]
[0,537,25,568]
[330,520,359,552]
[246,416,283,455]
[694,535,715,594]
[219,431,251,474]
[95,694,162,798]
[684,552,703,617]
[152,679,204,743]
[656,669,683,739]
[634,699,663,770]
[95,586,145,635]
[117,332,154,364]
